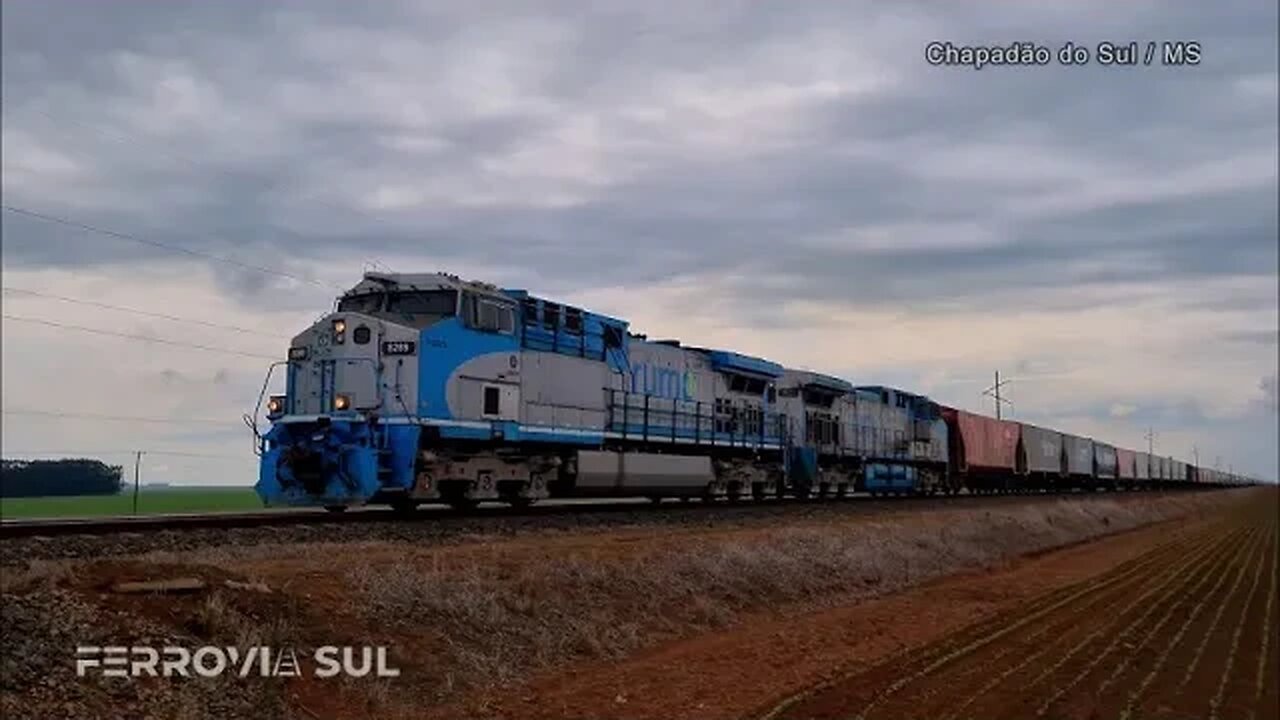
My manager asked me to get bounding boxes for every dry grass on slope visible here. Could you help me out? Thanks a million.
[346,491,1242,698]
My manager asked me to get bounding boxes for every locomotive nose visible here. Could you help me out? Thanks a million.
[282,445,328,496]
[285,312,397,416]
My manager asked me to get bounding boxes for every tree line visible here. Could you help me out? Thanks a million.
[0,459,124,497]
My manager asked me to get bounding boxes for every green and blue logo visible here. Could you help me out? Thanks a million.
[629,363,698,401]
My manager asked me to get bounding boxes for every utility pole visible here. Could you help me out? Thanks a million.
[1145,427,1156,456]
[982,370,1013,420]
[132,451,143,516]
[1192,446,1200,468]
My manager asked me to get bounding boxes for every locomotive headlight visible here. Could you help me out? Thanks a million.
[334,394,351,411]
[267,395,286,418]
[332,319,346,344]
[288,346,309,361]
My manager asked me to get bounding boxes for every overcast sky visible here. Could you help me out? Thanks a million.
[2,1,1276,485]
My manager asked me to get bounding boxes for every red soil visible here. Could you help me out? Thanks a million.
[460,493,1276,720]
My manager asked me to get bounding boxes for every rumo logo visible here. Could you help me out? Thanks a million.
[628,362,698,401]
[75,645,400,679]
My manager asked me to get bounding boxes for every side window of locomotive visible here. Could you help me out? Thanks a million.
[801,388,835,409]
[337,292,385,314]
[543,302,560,330]
[471,298,515,334]
[767,384,777,404]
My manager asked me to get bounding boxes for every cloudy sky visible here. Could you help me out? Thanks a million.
[2,1,1276,485]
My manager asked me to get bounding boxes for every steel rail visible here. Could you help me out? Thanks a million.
[0,487,1229,540]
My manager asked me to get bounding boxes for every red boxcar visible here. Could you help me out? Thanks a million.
[1115,447,1137,481]
[941,407,1021,473]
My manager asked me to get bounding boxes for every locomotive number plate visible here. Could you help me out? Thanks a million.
[381,340,417,356]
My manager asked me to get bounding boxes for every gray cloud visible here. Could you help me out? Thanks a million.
[1,0,1276,478]
[1220,329,1280,346]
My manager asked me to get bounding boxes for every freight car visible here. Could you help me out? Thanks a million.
[1019,422,1066,491]
[940,408,1019,493]
[250,271,1249,510]
[1115,447,1138,487]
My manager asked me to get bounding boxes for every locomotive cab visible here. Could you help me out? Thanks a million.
[255,272,505,508]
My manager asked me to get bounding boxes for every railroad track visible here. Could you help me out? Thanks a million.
[0,508,391,538]
[0,487,1225,539]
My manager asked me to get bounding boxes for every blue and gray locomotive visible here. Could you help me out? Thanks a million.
[252,272,950,510]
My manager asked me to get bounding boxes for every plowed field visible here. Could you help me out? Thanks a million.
[768,494,1278,720]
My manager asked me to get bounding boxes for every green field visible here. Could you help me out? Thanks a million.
[0,487,266,520]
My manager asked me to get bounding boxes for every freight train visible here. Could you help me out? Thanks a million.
[251,272,1257,511]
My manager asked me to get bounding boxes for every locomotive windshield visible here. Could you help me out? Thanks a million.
[387,290,456,316]
[337,292,385,314]
[336,289,458,328]
[386,290,457,327]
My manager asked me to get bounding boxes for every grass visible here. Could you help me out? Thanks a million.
[0,486,264,519]
[343,492,1245,703]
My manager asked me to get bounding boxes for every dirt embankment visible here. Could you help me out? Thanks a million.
[0,490,1258,719]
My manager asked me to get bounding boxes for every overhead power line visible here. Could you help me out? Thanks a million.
[1,287,291,338]
[19,104,405,237]
[1,204,343,291]
[2,448,247,460]
[2,314,278,360]
[2,409,241,426]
